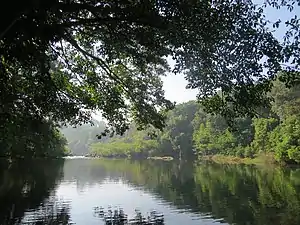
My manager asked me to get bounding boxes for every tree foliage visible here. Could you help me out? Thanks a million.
[92,76,300,164]
[1,0,300,133]
[1,0,300,158]
[251,117,278,153]
[0,117,69,159]
[89,124,159,158]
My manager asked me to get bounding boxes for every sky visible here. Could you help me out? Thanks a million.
[161,58,198,104]
[93,1,299,121]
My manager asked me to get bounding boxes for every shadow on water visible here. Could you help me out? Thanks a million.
[0,159,71,225]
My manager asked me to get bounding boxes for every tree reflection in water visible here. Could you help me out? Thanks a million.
[93,207,164,225]
[2,158,300,225]
[21,196,71,225]
[96,159,300,225]
[0,159,72,225]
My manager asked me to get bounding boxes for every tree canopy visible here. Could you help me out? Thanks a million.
[1,0,299,138]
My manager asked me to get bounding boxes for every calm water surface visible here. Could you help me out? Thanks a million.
[1,158,300,225]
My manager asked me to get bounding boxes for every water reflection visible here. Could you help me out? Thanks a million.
[21,196,71,225]
[92,160,300,225]
[2,158,300,225]
[0,159,70,224]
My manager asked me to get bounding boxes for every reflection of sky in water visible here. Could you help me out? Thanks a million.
[55,178,225,225]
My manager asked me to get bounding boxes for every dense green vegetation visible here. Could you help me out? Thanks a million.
[0,118,70,159]
[1,0,299,159]
[90,138,159,159]
[91,77,300,164]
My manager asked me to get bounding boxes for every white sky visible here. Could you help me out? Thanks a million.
[161,73,198,103]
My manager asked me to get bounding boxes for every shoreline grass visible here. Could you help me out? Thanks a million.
[201,153,278,166]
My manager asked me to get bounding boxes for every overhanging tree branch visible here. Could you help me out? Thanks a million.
[63,33,139,105]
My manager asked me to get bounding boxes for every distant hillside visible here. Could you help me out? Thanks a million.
[60,119,109,156]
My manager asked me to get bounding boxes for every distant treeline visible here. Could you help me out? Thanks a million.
[60,119,109,156]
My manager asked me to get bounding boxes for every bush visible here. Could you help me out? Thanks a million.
[235,145,245,158]
[288,146,300,163]
[244,146,255,158]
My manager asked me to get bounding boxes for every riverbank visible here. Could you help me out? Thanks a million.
[202,153,278,166]
[147,156,174,161]
[85,154,174,161]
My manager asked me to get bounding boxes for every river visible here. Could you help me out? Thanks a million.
[1,158,300,225]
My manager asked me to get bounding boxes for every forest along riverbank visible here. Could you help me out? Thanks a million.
[73,78,299,166]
